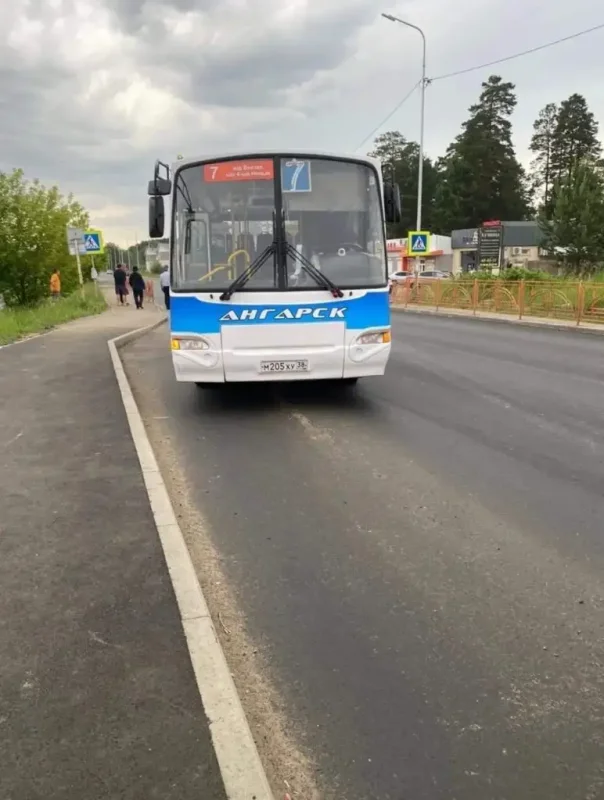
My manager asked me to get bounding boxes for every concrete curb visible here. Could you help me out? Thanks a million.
[111,317,167,349]
[391,305,604,337]
[108,326,275,800]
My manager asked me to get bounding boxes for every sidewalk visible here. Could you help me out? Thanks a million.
[391,303,604,335]
[0,306,227,800]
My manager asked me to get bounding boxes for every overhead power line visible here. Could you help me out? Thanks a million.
[430,21,604,81]
[354,79,421,151]
[356,21,604,151]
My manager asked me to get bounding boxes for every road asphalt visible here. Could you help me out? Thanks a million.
[123,313,604,800]
[0,308,226,800]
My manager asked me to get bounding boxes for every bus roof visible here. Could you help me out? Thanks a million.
[171,150,381,172]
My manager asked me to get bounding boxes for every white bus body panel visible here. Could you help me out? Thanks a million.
[170,289,391,383]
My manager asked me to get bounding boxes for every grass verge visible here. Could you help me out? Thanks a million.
[0,284,107,345]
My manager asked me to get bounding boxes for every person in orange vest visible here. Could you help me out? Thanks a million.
[50,269,61,299]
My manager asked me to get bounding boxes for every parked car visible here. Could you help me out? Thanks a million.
[418,270,451,280]
[389,270,451,292]
[388,270,413,284]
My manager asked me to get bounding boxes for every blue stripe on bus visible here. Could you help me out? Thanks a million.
[170,291,390,334]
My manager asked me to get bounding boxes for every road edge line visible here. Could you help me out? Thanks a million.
[391,305,604,336]
[108,324,275,800]
[0,329,54,350]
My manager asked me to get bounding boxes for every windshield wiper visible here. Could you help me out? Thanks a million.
[220,244,276,301]
[285,242,344,298]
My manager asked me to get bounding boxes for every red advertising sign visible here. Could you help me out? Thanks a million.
[482,219,501,227]
[203,160,274,182]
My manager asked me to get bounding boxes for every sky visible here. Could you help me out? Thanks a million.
[1,0,603,246]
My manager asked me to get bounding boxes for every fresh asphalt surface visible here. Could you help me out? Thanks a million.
[124,313,604,800]
[0,312,226,800]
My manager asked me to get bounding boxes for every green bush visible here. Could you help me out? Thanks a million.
[0,169,93,306]
[0,284,106,345]
[500,267,551,281]
[150,261,163,275]
[460,268,556,282]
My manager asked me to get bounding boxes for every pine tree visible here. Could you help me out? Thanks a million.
[433,75,530,231]
[369,131,407,166]
[550,94,601,186]
[369,131,438,235]
[529,103,558,217]
[541,160,604,276]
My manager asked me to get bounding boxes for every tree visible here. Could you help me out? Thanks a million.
[369,130,407,166]
[529,102,558,217]
[433,75,530,231]
[0,170,91,306]
[369,131,440,236]
[540,160,604,276]
[550,94,601,188]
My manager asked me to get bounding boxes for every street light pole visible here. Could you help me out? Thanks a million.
[381,12,426,232]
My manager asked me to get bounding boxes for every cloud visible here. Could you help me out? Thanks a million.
[1,0,603,244]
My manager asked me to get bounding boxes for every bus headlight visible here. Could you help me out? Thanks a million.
[355,330,391,345]
[171,337,210,351]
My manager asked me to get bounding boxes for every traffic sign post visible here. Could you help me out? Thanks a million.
[66,227,85,285]
[66,226,104,286]
[408,230,430,256]
[82,230,104,255]
[90,258,99,295]
[66,227,86,257]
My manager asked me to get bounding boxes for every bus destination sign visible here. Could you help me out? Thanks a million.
[203,160,274,182]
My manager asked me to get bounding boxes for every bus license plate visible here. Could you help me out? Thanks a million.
[260,359,309,373]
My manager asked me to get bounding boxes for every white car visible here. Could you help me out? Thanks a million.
[388,270,412,284]
[418,270,450,280]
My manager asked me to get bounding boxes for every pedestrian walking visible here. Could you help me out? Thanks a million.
[145,277,155,305]
[49,269,61,300]
[129,265,146,309]
[113,263,129,305]
[159,265,170,310]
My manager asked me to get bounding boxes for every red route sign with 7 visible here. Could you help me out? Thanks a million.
[203,160,274,182]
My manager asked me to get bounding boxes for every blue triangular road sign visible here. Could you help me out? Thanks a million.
[411,235,427,252]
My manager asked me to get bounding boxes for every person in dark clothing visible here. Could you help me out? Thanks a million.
[113,264,128,305]
[129,265,146,309]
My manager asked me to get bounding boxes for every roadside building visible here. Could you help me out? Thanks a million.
[451,221,552,274]
[145,240,170,271]
[387,234,453,274]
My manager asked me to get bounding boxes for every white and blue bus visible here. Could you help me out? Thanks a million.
[148,150,401,385]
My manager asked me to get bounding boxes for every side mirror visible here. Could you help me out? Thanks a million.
[149,196,165,238]
[384,183,402,224]
[148,159,172,195]
[147,177,171,196]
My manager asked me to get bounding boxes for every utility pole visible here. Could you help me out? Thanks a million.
[382,13,426,230]
[382,13,427,270]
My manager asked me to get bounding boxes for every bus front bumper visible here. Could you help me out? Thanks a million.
[171,335,391,383]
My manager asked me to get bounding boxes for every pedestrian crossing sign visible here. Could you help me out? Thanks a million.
[408,231,430,256]
[82,229,104,255]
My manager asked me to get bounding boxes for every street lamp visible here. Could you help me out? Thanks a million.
[381,12,426,233]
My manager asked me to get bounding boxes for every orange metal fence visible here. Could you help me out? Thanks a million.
[390,279,604,327]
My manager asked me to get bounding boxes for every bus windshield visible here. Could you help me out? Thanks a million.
[171,156,387,292]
